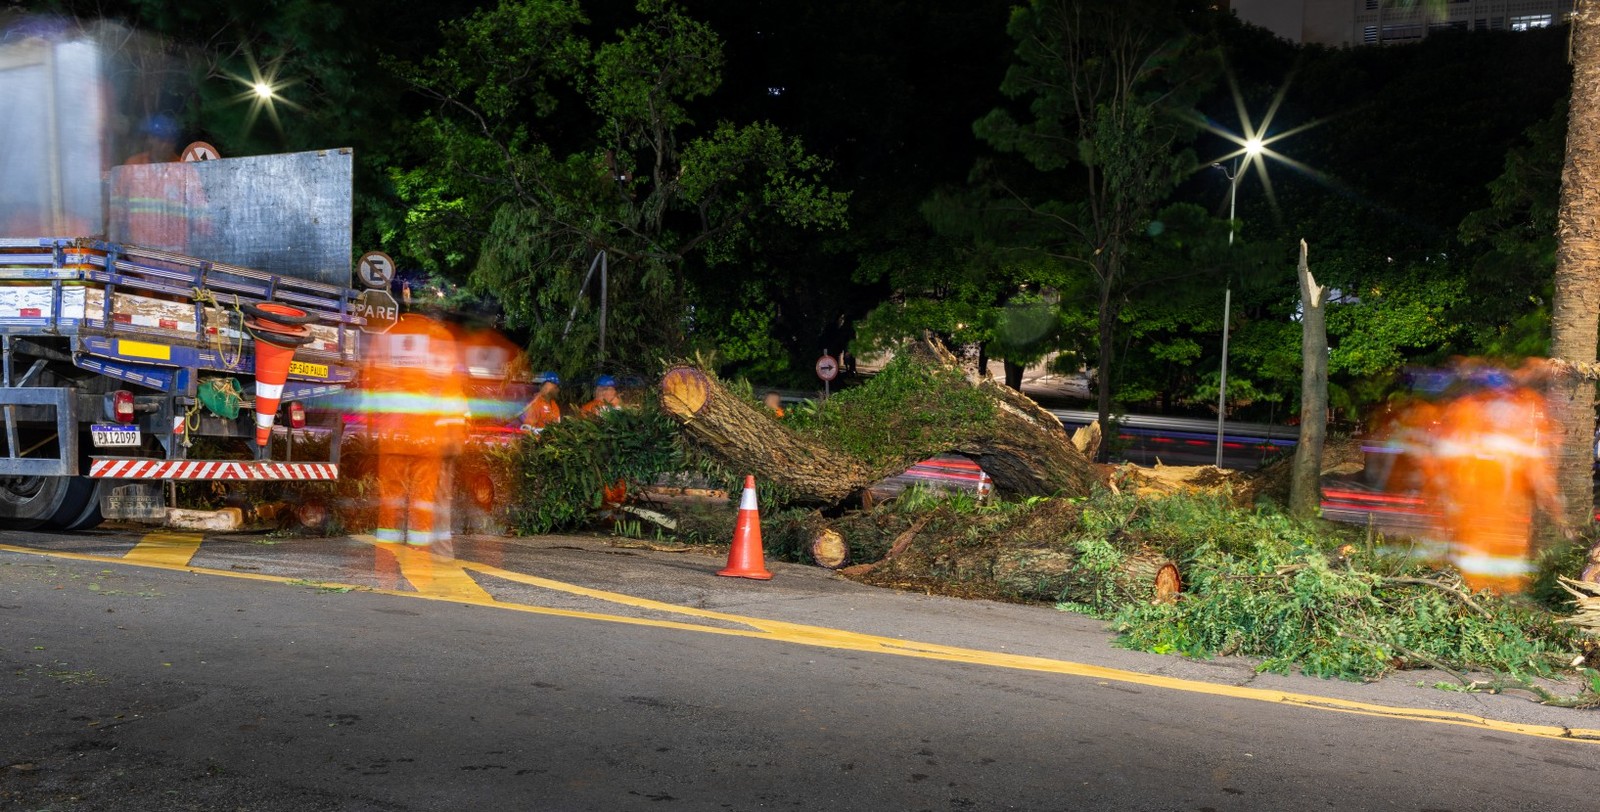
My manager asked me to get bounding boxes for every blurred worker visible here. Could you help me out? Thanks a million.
[111,113,208,250]
[522,372,561,433]
[581,375,624,416]
[1428,364,1564,594]
[763,390,785,419]
[363,313,469,547]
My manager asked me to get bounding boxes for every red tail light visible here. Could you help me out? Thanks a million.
[288,401,306,429]
[113,390,135,424]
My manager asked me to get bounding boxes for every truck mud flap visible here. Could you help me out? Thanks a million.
[0,386,78,477]
[99,482,166,521]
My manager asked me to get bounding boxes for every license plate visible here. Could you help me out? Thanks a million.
[90,424,141,447]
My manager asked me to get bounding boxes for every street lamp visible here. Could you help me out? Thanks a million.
[1209,138,1262,467]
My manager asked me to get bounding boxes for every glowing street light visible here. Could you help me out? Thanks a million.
[226,53,300,134]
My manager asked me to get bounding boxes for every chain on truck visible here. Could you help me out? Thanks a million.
[0,19,386,530]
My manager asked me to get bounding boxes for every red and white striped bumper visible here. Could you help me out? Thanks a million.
[90,458,339,480]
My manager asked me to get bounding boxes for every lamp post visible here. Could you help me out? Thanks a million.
[1212,138,1261,467]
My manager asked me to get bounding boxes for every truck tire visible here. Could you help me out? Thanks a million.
[49,477,107,532]
[0,475,83,530]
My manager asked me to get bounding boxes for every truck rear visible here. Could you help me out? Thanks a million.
[0,18,368,529]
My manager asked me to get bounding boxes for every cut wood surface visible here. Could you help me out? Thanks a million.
[660,338,1093,505]
[661,366,873,504]
[809,528,850,569]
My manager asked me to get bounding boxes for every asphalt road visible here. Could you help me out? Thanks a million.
[3,527,1598,811]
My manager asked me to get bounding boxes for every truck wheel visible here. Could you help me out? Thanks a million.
[49,478,107,532]
[0,475,80,530]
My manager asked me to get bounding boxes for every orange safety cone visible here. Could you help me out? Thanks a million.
[717,475,773,580]
[246,319,312,448]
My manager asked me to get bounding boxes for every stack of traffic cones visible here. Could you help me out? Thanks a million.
[241,302,317,448]
[717,475,773,580]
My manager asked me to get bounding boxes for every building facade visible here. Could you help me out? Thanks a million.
[1228,0,1574,47]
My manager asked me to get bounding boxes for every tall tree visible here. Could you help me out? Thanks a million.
[391,0,847,378]
[1555,3,1600,578]
[969,0,1218,456]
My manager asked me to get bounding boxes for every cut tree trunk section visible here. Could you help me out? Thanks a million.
[659,338,1094,506]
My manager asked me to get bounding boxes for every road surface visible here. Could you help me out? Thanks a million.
[3,527,1596,811]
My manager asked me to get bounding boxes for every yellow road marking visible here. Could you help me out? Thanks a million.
[122,531,203,567]
[372,541,494,602]
[2,539,1597,746]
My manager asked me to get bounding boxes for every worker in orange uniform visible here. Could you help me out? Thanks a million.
[580,374,629,507]
[363,313,469,547]
[110,113,209,250]
[1429,366,1564,593]
[522,372,561,434]
[581,375,623,416]
[763,390,785,419]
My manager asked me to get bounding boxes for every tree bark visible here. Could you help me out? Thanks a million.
[1554,3,1600,561]
[1094,283,1116,463]
[1290,240,1327,519]
[1003,358,1025,390]
[659,338,1094,506]
[660,366,873,504]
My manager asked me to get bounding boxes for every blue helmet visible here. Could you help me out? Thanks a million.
[537,371,561,386]
[140,113,180,141]
[595,374,617,388]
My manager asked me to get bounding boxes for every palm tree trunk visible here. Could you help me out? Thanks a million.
[1553,3,1600,565]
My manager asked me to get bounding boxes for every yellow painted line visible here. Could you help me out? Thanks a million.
[371,541,495,603]
[3,539,1598,745]
[122,531,203,567]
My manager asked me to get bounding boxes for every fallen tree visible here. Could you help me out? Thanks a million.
[660,338,1094,505]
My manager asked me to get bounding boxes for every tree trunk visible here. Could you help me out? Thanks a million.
[1290,240,1327,519]
[1094,284,1116,463]
[1003,358,1025,390]
[1554,3,1600,566]
[660,366,873,504]
[659,338,1095,505]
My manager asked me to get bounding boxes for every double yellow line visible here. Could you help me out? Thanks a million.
[4,533,1598,746]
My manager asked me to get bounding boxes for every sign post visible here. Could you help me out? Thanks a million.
[815,351,839,399]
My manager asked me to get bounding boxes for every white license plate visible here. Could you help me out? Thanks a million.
[90,424,141,447]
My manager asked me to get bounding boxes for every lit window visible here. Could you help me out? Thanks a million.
[1510,13,1553,31]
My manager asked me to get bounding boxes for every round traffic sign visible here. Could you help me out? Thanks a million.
[181,141,220,162]
[355,288,400,334]
[815,354,839,382]
[356,251,395,289]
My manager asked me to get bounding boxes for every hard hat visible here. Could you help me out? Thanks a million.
[537,371,561,386]
[141,113,180,141]
[595,375,617,388]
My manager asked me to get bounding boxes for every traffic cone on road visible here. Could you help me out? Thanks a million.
[246,319,312,448]
[717,475,773,580]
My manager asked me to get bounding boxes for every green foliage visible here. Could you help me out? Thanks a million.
[1090,492,1577,681]
[505,402,717,533]
[786,353,994,470]
[390,0,848,376]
